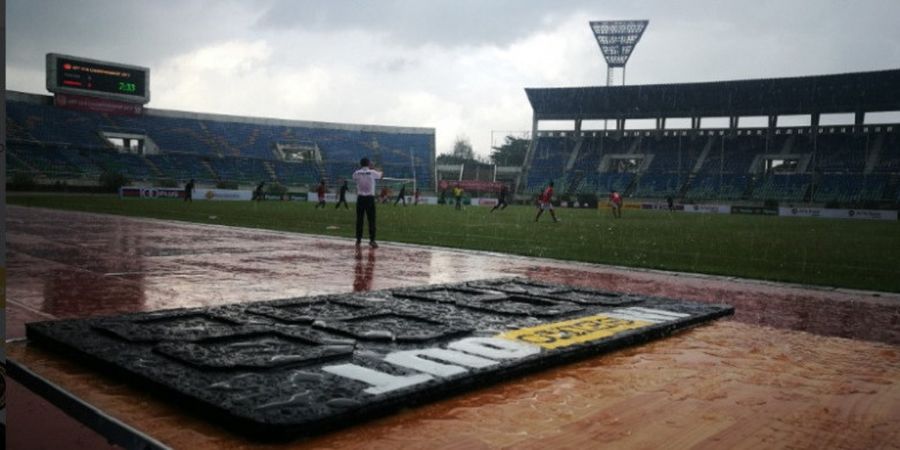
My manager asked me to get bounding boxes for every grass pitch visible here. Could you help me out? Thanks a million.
[8,194,900,292]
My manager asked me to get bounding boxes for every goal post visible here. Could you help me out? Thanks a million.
[381,177,416,193]
[379,177,416,203]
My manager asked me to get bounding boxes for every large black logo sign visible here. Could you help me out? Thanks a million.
[27,278,733,440]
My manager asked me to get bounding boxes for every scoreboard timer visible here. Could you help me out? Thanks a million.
[46,53,150,104]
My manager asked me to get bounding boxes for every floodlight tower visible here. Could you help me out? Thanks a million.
[589,20,649,86]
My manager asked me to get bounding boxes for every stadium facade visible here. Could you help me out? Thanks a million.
[5,91,436,191]
[522,69,900,207]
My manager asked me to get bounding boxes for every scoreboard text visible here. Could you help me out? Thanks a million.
[47,53,149,104]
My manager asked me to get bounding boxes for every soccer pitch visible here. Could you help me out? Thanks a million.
[8,194,900,293]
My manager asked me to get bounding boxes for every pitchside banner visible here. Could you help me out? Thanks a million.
[25,278,732,439]
[120,187,253,201]
[305,193,438,205]
[778,207,898,221]
[731,206,778,216]
[438,180,506,192]
[641,202,685,211]
[683,204,731,214]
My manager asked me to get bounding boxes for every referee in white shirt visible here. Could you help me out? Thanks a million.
[352,157,383,248]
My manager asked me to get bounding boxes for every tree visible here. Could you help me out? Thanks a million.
[452,135,475,161]
[437,135,480,165]
[490,136,530,166]
[436,153,468,165]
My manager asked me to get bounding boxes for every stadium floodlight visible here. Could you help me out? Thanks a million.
[589,20,649,86]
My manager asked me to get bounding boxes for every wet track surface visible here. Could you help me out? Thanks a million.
[6,206,900,449]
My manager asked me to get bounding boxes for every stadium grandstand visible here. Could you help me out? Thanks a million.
[5,91,435,191]
[521,69,900,208]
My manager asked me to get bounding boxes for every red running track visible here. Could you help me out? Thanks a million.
[6,206,900,449]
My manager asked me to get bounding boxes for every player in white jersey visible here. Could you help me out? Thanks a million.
[352,157,383,248]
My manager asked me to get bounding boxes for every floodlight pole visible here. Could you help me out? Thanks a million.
[409,148,416,194]
[590,20,649,88]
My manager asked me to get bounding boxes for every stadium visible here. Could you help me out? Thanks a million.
[4,7,900,450]
[7,68,900,213]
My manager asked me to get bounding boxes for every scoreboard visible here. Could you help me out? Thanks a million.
[46,53,150,104]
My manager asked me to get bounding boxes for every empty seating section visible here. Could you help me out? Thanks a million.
[697,135,765,175]
[639,136,691,172]
[7,97,899,201]
[632,173,684,198]
[526,137,572,191]
[87,150,156,180]
[534,128,900,204]
[750,174,812,202]
[814,133,866,172]
[271,161,321,186]
[146,154,215,183]
[206,157,271,184]
[814,174,888,203]
[685,174,750,201]
[572,137,606,172]
[878,132,900,172]
[6,101,109,146]
[582,172,634,194]
[6,99,433,188]
[204,121,269,158]
[7,143,91,178]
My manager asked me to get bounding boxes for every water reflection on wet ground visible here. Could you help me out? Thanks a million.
[7,206,898,344]
[6,206,900,449]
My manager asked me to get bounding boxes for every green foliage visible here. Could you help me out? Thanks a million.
[7,195,900,292]
[436,154,468,165]
[490,136,530,166]
[437,135,485,166]
[452,135,475,160]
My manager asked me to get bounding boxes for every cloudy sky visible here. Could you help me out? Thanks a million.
[7,0,900,157]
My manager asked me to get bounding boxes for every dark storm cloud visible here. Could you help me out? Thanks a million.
[253,0,582,47]
[252,0,900,73]
[7,0,256,67]
[10,0,900,76]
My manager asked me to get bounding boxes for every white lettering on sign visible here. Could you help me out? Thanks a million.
[448,337,541,360]
[384,348,498,377]
[321,364,433,395]
[322,337,541,395]
[603,307,689,324]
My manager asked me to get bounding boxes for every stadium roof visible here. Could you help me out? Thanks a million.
[525,69,900,120]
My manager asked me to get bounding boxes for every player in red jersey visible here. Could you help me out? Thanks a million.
[534,181,559,223]
[609,189,623,218]
[315,180,327,208]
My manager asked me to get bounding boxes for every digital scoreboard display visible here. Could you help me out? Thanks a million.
[46,53,150,104]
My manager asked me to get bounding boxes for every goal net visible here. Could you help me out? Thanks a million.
[378,177,416,203]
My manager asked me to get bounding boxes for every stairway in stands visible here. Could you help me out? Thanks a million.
[263,161,278,183]
[142,157,164,178]
[201,160,219,182]
[198,122,241,157]
[566,171,585,194]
